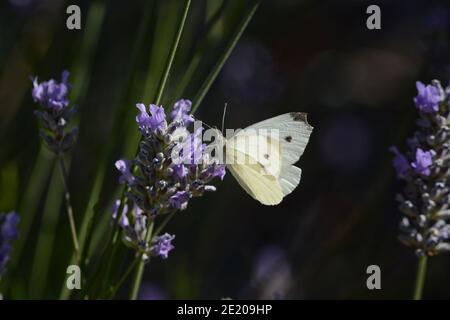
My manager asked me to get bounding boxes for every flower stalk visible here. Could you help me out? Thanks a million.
[129,219,154,300]
[31,71,81,262]
[58,155,80,261]
[413,255,428,300]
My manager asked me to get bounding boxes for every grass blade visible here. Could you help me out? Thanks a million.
[191,1,261,113]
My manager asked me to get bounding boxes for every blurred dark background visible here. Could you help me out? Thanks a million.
[1,0,450,299]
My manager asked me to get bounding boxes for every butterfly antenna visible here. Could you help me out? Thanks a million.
[221,103,228,135]
[201,121,214,130]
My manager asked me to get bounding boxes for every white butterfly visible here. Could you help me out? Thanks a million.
[217,112,313,206]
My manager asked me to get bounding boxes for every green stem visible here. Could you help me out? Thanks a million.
[107,257,138,299]
[154,0,191,105]
[58,155,80,262]
[129,219,154,300]
[83,194,126,298]
[170,1,229,106]
[413,255,428,300]
[191,1,261,113]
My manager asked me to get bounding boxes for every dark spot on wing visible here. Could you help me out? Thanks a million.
[285,136,292,142]
[290,112,312,128]
[264,154,270,159]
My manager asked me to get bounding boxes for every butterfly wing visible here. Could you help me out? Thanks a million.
[226,150,284,205]
[245,112,313,165]
[226,112,312,205]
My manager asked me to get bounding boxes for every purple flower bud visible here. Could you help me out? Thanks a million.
[411,148,433,176]
[111,200,129,228]
[115,159,135,184]
[136,103,167,133]
[171,99,194,127]
[31,71,70,112]
[207,164,226,180]
[152,233,175,259]
[136,103,152,131]
[414,81,442,113]
[389,146,410,179]
[171,164,188,179]
[134,215,147,241]
[169,191,191,210]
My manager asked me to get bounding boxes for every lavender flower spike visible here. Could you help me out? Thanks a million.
[118,99,224,216]
[114,99,225,259]
[391,79,450,257]
[31,71,78,154]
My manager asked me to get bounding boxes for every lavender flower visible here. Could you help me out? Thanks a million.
[114,204,147,252]
[115,160,135,184]
[111,200,129,228]
[31,71,78,154]
[414,81,444,113]
[411,148,434,176]
[114,99,225,259]
[169,191,191,210]
[0,211,19,276]
[32,71,70,111]
[391,79,450,256]
[150,233,175,259]
[171,99,194,127]
[136,103,167,134]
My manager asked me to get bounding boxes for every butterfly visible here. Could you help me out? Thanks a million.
[216,112,313,206]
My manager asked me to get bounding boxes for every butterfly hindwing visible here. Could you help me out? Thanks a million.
[227,155,284,205]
